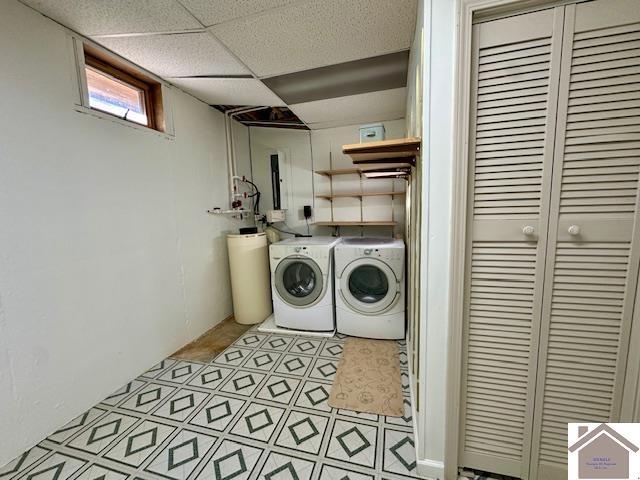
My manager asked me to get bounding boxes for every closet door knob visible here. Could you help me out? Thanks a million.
[568,225,581,236]
[522,225,535,235]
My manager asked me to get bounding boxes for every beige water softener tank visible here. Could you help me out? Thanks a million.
[227,232,272,324]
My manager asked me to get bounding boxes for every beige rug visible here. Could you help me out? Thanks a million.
[328,337,404,417]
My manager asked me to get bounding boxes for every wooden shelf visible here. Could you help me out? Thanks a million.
[316,191,405,200]
[343,137,421,164]
[313,221,397,227]
[315,165,412,176]
[315,168,361,176]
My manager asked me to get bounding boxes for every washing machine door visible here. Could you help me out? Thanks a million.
[274,255,324,307]
[340,258,399,314]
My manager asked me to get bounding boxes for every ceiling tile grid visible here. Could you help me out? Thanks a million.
[97,32,251,77]
[290,87,407,128]
[20,0,416,126]
[169,78,287,107]
[178,0,300,27]
[20,0,202,36]
[211,0,418,77]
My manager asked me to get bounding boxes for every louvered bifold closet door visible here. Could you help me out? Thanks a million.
[459,8,564,478]
[529,1,640,479]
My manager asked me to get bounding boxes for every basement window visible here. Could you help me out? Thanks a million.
[82,44,165,132]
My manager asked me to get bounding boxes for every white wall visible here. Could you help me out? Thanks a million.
[247,121,407,238]
[404,0,457,476]
[248,127,316,235]
[408,0,457,477]
[0,0,243,466]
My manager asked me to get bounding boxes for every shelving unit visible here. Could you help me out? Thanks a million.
[314,162,404,232]
[313,137,420,231]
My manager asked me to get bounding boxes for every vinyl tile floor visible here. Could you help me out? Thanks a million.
[1,327,422,480]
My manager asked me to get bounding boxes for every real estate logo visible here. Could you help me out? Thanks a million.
[568,423,640,479]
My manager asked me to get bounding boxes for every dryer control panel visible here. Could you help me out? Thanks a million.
[334,245,405,279]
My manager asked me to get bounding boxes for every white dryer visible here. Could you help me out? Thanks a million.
[334,238,405,339]
[269,237,341,331]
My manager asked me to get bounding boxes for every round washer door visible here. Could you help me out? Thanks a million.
[274,256,324,307]
[340,258,399,314]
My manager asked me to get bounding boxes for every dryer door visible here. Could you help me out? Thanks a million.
[274,256,324,307]
[340,258,399,314]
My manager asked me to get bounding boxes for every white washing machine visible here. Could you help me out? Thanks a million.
[270,237,341,331]
[334,238,405,339]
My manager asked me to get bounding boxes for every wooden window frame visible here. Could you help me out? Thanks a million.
[82,43,165,132]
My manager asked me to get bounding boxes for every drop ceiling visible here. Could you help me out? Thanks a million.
[19,0,418,129]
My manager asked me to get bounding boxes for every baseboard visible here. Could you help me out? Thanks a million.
[417,457,446,480]
[406,339,445,480]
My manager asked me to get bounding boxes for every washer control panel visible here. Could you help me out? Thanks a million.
[269,244,332,273]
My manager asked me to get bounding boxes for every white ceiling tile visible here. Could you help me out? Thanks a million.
[20,0,202,35]
[179,0,299,27]
[96,32,250,77]
[290,88,406,128]
[169,78,286,106]
[211,0,418,77]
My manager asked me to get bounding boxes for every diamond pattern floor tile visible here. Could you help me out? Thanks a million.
[3,328,418,480]
[275,411,328,454]
[67,412,140,455]
[74,464,128,480]
[189,395,245,432]
[156,361,203,384]
[101,380,146,407]
[289,339,321,355]
[319,464,375,480]
[274,354,312,377]
[196,440,262,480]
[47,408,107,444]
[383,429,419,478]
[187,365,233,390]
[220,370,265,397]
[229,402,285,443]
[255,376,300,405]
[144,429,216,480]
[141,359,177,379]
[17,453,86,480]
[257,452,314,480]
[318,342,344,359]
[308,358,338,381]
[261,335,294,352]
[151,389,209,422]
[103,421,175,467]
[325,419,378,468]
[233,333,268,349]
[119,383,177,414]
[294,380,332,413]
[242,350,281,372]
[0,447,51,480]
[212,347,253,367]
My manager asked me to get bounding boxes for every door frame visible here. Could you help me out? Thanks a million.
[444,0,580,478]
